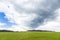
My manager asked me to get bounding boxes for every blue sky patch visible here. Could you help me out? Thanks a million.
[0,12,15,27]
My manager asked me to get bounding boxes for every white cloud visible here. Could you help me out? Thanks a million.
[0,22,7,30]
[0,1,37,31]
[0,22,6,26]
[4,25,29,31]
[0,0,60,32]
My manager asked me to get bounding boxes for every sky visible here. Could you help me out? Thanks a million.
[0,0,60,32]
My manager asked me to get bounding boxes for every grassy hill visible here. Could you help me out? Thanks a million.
[0,32,60,40]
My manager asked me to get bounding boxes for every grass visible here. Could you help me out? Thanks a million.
[0,32,60,40]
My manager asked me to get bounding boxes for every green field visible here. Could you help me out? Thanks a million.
[0,32,60,40]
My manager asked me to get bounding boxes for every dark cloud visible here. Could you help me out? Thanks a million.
[14,0,60,29]
[30,0,60,29]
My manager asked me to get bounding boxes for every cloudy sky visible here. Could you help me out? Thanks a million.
[0,0,60,32]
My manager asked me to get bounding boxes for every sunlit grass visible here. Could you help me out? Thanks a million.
[0,32,60,40]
